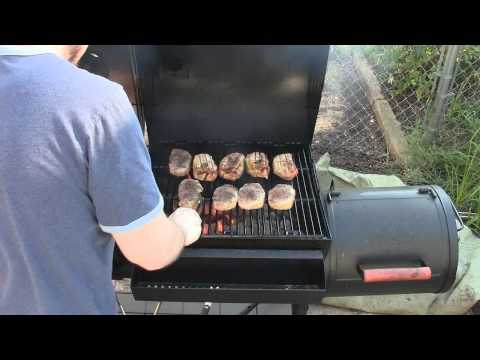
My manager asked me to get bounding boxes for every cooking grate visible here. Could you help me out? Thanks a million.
[152,143,331,250]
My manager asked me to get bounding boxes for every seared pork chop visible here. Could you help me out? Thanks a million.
[178,179,203,209]
[193,154,218,182]
[169,149,192,177]
[238,183,265,210]
[245,152,270,179]
[273,153,298,181]
[213,185,239,211]
[219,153,245,181]
[268,184,296,210]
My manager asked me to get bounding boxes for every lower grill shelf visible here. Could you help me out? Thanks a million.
[131,285,326,304]
[131,248,326,303]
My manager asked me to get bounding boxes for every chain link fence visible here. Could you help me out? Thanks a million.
[361,45,480,145]
[314,45,480,164]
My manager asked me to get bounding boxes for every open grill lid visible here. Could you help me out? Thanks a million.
[133,45,329,156]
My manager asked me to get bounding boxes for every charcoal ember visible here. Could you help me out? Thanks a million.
[178,179,203,209]
[219,153,245,181]
[268,184,296,210]
[273,153,299,181]
[238,183,265,210]
[213,185,239,211]
[246,152,270,179]
[193,154,218,182]
[169,149,192,177]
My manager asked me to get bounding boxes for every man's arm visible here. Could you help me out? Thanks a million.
[85,84,202,271]
[112,208,201,271]
[112,212,185,271]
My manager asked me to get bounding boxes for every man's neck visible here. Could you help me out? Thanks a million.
[18,45,82,65]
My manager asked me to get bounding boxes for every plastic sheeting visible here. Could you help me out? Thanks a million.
[309,153,480,315]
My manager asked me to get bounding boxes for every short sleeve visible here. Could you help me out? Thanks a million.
[87,85,163,234]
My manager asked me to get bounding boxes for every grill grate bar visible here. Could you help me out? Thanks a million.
[257,209,262,236]
[236,207,240,235]
[248,210,256,235]
[294,175,310,236]
[243,209,247,236]
[262,206,267,236]
[296,152,316,236]
[267,203,274,235]
[301,150,324,237]
[288,209,294,234]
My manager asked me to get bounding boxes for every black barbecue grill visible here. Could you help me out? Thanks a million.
[82,45,461,310]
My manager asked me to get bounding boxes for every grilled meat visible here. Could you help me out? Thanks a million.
[245,152,270,179]
[219,153,245,181]
[268,184,296,210]
[178,179,203,209]
[193,154,218,182]
[213,185,239,211]
[169,149,192,177]
[273,153,299,181]
[238,183,265,210]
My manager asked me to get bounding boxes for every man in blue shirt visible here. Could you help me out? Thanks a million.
[0,45,202,315]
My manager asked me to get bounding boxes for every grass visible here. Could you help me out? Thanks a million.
[399,99,480,233]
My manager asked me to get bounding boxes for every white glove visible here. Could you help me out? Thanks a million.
[169,207,202,246]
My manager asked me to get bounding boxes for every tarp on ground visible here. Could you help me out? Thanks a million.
[308,153,480,315]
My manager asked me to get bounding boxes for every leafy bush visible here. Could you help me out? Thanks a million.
[403,99,480,233]
[363,45,442,102]
[364,45,480,103]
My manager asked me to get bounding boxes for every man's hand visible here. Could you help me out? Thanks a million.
[169,207,202,246]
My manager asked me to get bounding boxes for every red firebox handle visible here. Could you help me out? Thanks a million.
[362,267,432,283]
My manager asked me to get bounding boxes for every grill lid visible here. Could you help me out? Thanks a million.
[134,45,329,148]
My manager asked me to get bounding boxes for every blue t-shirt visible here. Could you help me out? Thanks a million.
[0,46,164,314]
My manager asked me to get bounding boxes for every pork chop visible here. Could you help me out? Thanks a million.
[273,153,298,181]
[238,183,265,210]
[219,153,245,181]
[178,179,203,209]
[245,152,270,179]
[193,154,218,182]
[268,184,296,210]
[169,149,192,177]
[213,185,239,211]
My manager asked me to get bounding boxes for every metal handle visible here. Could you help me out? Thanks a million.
[451,203,464,232]
[362,267,432,283]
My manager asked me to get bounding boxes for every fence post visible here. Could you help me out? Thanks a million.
[424,45,463,144]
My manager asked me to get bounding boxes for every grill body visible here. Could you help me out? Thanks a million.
[81,45,460,304]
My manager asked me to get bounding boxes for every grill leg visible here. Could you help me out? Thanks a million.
[291,304,309,315]
[238,303,258,315]
[153,302,162,315]
[115,293,127,315]
[200,302,212,315]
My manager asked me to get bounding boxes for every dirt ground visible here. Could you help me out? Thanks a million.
[311,49,390,173]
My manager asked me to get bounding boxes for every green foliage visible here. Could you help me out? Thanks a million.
[402,99,480,233]
[363,45,442,102]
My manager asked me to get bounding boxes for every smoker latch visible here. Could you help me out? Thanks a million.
[327,180,341,203]
[418,187,437,199]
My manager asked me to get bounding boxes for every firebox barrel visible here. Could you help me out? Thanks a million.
[324,185,459,296]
